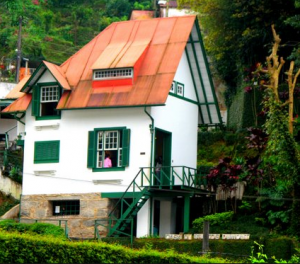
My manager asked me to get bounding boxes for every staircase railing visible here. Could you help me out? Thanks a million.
[95,166,207,239]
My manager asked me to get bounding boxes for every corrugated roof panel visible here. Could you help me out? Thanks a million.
[158,43,186,73]
[43,61,71,90]
[92,22,136,69]
[146,74,173,105]
[126,75,155,105]
[169,16,195,43]
[5,75,30,99]
[138,44,167,76]
[56,91,70,109]
[109,22,140,68]
[64,39,98,88]
[81,24,116,80]
[2,94,32,113]
[87,92,111,107]
[116,43,149,68]
[151,18,176,45]
[65,81,93,108]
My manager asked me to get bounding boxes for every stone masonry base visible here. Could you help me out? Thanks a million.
[20,193,115,239]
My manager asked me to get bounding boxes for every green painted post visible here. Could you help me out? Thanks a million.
[183,195,190,233]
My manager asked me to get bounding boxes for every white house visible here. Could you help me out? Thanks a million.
[2,15,223,239]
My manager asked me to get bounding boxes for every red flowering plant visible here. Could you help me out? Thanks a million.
[206,157,243,192]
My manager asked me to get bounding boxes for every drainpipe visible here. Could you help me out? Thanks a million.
[144,106,155,236]
[144,107,155,169]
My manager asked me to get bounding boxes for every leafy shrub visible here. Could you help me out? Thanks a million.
[0,220,66,239]
[192,211,234,232]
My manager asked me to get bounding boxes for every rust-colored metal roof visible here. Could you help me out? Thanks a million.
[43,61,71,90]
[2,93,32,113]
[58,15,196,109]
[5,15,197,112]
[5,75,30,99]
[130,10,155,20]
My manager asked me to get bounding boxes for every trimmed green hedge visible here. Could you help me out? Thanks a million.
[103,236,298,262]
[0,231,228,263]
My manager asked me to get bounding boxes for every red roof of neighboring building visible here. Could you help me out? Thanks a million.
[130,10,155,20]
[3,15,197,112]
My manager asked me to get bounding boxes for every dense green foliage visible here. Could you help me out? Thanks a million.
[0,219,67,239]
[178,0,300,107]
[192,211,234,232]
[0,0,153,77]
[0,192,19,217]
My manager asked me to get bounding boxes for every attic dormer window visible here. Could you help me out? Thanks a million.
[94,68,133,80]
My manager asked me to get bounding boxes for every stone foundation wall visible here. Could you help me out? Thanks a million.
[20,193,115,239]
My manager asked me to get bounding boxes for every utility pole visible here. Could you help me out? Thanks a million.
[15,16,22,83]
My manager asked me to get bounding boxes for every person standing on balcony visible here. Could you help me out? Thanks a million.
[155,156,162,185]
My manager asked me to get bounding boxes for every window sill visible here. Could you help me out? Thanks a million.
[92,179,123,185]
[92,167,125,172]
[34,170,56,176]
[35,122,60,131]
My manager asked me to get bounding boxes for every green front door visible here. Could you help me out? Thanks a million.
[154,128,172,186]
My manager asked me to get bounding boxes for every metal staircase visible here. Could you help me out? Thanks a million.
[95,166,209,239]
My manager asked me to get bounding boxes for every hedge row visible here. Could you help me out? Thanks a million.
[103,236,298,262]
[0,231,228,263]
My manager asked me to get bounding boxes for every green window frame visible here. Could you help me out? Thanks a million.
[87,127,130,172]
[169,81,184,97]
[32,82,61,120]
[34,140,60,164]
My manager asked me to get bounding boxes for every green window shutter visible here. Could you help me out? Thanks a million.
[122,128,131,167]
[87,131,96,168]
[55,87,62,116]
[31,85,40,116]
[34,141,60,163]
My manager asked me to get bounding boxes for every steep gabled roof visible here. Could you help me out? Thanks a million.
[3,15,197,112]
[57,15,196,109]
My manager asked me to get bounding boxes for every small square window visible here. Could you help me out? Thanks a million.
[52,200,80,216]
[177,83,184,96]
[170,81,176,93]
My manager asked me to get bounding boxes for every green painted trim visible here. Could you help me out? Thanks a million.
[94,126,126,132]
[58,104,165,110]
[168,93,198,105]
[150,197,153,236]
[36,115,61,120]
[195,18,223,125]
[183,195,190,233]
[185,47,204,123]
[101,192,137,198]
[13,112,25,125]
[37,82,60,87]
[21,64,46,93]
[189,33,213,123]
[92,167,125,172]
[16,139,24,147]
[0,99,14,106]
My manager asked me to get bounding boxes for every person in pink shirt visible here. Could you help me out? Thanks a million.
[104,153,112,168]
